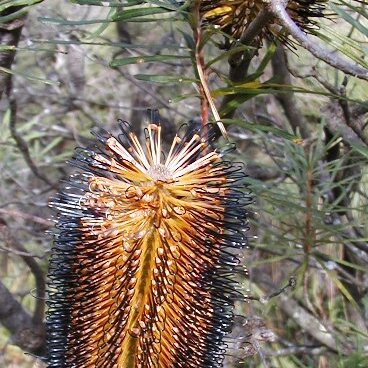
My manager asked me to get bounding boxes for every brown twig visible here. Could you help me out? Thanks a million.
[271,44,309,138]
[316,75,368,145]
[277,294,348,353]
[0,16,25,100]
[265,345,326,357]
[250,265,352,354]
[0,219,46,355]
[0,221,46,326]
[0,208,53,227]
[292,66,368,146]
[322,102,366,147]
[191,1,228,138]
[191,2,209,127]
[244,276,296,303]
[0,281,45,355]
[8,98,55,187]
[0,245,45,259]
[250,271,350,354]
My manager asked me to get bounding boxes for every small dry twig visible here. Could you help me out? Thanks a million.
[0,220,46,325]
[8,98,55,187]
[0,208,53,228]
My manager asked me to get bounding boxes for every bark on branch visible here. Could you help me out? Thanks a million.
[0,220,46,345]
[0,280,45,355]
[0,16,25,100]
[268,0,368,80]
[271,44,309,138]
[221,10,273,118]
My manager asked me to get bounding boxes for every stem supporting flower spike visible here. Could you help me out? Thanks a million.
[192,0,229,140]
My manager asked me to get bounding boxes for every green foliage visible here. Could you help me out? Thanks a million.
[0,0,367,367]
[0,0,43,23]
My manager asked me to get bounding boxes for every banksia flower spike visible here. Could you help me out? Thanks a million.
[200,0,327,43]
[47,111,250,368]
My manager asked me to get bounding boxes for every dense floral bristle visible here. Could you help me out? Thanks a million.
[46,114,250,368]
[200,0,327,44]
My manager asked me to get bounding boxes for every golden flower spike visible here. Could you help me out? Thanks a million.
[47,111,250,368]
[200,0,327,44]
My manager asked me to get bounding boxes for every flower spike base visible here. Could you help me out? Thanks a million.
[47,114,250,368]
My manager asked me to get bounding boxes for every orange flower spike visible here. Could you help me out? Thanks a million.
[47,112,251,368]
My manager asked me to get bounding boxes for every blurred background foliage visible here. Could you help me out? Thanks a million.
[0,0,367,367]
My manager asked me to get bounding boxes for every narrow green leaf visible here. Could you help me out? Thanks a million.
[331,4,368,38]
[249,253,299,266]
[0,8,28,23]
[339,0,368,21]
[40,137,63,155]
[0,0,43,13]
[318,259,360,309]
[313,252,368,273]
[316,26,368,68]
[110,54,189,67]
[169,92,198,103]
[256,42,277,74]
[38,17,110,25]
[134,74,196,84]
[32,38,185,50]
[0,45,16,51]
[221,118,300,141]
[0,66,59,85]
[87,6,117,39]
[145,0,188,11]
[70,0,124,5]
[205,44,252,67]
[351,143,368,159]
[112,6,170,21]
[2,109,11,129]
[178,28,195,50]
